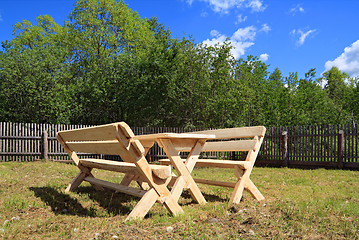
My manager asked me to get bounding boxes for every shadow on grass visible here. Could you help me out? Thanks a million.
[180,190,228,204]
[30,185,228,219]
[30,186,136,217]
[76,186,137,216]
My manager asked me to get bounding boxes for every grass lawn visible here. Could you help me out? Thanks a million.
[0,161,358,239]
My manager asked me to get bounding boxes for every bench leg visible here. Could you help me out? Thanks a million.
[87,172,105,191]
[66,168,104,193]
[162,192,184,216]
[229,166,249,205]
[245,179,265,201]
[120,173,135,186]
[230,165,264,204]
[65,172,87,193]
[229,181,245,205]
[170,176,186,202]
[126,187,183,221]
[126,188,158,221]
[120,173,150,190]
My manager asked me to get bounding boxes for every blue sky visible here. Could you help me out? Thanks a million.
[1,0,359,79]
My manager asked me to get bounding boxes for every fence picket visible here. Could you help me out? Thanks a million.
[0,122,358,169]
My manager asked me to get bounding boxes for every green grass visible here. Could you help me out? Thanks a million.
[0,161,358,239]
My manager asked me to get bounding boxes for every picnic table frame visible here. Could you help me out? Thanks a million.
[132,133,215,204]
[57,122,215,221]
[160,126,266,206]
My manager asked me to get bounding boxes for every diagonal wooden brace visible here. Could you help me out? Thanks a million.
[160,139,207,205]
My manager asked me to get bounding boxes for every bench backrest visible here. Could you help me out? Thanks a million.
[57,122,145,164]
[184,126,266,160]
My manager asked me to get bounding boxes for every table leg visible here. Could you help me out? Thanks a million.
[160,139,207,204]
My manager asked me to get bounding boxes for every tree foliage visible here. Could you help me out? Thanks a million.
[0,0,358,127]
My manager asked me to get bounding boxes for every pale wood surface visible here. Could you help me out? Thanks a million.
[132,132,216,141]
[190,126,266,139]
[159,126,266,206]
[65,172,87,193]
[58,121,266,219]
[159,159,250,169]
[66,141,126,155]
[160,139,207,205]
[85,176,146,198]
[58,123,119,142]
[202,140,258,152]
[151,165,172,179]
[194,178,236,188]
[168,139,258,152]
[229,135,264,205]
[57,122,185,221]
[79,158,172,179]
[126,188,159,221]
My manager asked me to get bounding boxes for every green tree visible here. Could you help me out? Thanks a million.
[263,67,287,126]
[64,0,156,124]
[321,67,353,122]
[0,15,71,123]
[7,15,67,50]
[233,56,269,126]
[0,46,71,123]
[293,69,338,125]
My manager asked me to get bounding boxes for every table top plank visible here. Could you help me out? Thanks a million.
[132,133,216,141]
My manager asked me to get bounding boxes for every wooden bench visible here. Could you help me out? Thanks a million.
[159,126,266,205]
[57,122,183,221]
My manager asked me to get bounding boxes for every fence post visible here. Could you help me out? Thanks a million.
[338,130,344,169]
[41,130,49,161]
[282,131,288,167]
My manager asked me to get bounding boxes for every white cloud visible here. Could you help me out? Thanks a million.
[203,34,228,47]
[291,29,316,46]
[259,53,269,61]
[187,0,265,14]
[232,26,256,41]
[289,4,305,15]
[235,14,247,24]
[246,0,266,12]
[210,29,220,37]
[231,41,255,58]
[203,26,256,58]
[206,0,243,14]
[325,40,359,77]
[260,23,271,33]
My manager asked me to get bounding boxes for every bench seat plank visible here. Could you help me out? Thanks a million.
[80,158,171,179]
[159,159,250,169]
[84,176,146,198]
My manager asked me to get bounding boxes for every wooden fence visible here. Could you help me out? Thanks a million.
[257,124,359,170]
[0,122,358,169]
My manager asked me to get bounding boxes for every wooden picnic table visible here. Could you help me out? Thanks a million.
[131,132,216,204]
[159,126,266,205]
[58,122,266,221]
[57,123,215,220]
